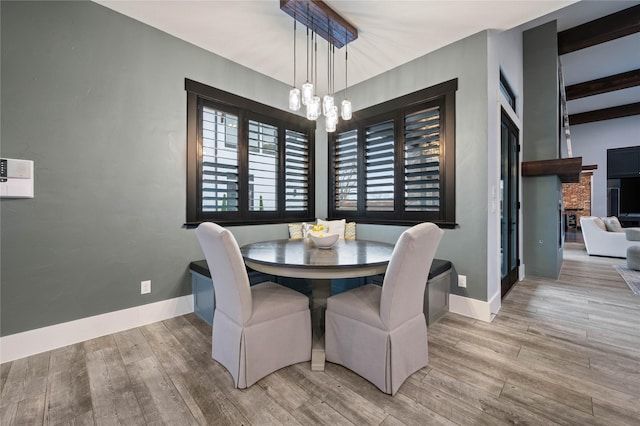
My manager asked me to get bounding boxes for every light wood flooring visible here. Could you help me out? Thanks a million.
[2,246,639,425]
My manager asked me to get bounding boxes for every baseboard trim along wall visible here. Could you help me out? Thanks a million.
[449,294,495,322]
[0,295,194,363]
[488,291,502,322]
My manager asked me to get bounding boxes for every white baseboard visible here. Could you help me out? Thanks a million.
[488,290,502,321]
[0,295,194,363]
[449,294,494,322]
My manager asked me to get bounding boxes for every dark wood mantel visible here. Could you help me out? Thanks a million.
[521,157,583,183]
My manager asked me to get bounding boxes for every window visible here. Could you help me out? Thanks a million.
[186,79,315,225]
[334,129,358,211]
[329,79,457,227]
[500,71,516,112]
[366,120,395,212]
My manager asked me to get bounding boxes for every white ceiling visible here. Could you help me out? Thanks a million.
[95,0,585,93]
[94,0,640,116]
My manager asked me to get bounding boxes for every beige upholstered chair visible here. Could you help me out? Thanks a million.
[325,222,444,395]
[195,222,312,388]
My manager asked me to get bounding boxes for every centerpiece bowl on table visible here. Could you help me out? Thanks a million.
[310,232,339,249]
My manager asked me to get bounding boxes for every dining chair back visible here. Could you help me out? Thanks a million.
[196,222,252,325]
[325,222,444,395]
[195,222,312,389]
[380,222,443,329]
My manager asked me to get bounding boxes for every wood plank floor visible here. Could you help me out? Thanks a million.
[2,248,639,425]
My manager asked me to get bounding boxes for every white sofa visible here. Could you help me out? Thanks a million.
[580,216,636,258]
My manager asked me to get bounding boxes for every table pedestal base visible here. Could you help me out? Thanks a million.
[311,346,326,371]
[310,279,330,371]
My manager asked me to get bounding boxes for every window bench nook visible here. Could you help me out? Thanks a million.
[189,258,452,327]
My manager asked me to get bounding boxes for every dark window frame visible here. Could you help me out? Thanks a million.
[499,71,517,112]
[185,79,316,226]
[328,79,457,228]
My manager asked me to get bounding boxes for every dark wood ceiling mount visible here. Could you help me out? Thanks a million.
[569,102,640,125]
[582,164,598,171]
[557,4,640,55]
[280,0,358,48]
[565,69,640,100]
[522,157,583,183]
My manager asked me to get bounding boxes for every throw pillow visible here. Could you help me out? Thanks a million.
[317,218,346,239]
[591,217,606,231]
[602,216,623,232]
[345,222,356,240]
[288,223,303,239]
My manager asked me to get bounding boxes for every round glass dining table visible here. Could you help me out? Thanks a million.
[240,238,395,371]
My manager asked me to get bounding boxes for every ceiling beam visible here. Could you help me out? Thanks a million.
[565,69,640,100]
[569,102,640,125]
[557,4,640,55]
[522,157,582,183]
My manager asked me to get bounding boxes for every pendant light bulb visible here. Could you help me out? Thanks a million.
[289,87,301,111]
[307,95,321,120]
[323,95,335,116]
[301,82,314,106]
[341,99,352,120]
[326,105,338,132]
[326,118,337,133]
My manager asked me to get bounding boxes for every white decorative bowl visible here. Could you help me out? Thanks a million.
[310,233,339,249]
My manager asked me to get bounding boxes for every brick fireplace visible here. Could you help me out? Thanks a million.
[562,172,592,229]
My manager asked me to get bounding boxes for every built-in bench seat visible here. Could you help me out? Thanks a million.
[189,259,452,326]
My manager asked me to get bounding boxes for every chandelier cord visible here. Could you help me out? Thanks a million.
[328,24,332,96]
[305,2,310,84]
[332,44,335,96]
[329,24,333,96]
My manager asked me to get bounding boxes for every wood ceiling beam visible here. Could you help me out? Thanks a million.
[522,157,582,183]
[569,102,640,125]
[557,4,640,55]
[565,69,640,100]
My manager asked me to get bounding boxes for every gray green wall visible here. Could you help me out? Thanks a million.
[0,0,292,336]
[1,0,493,337]
[522,21,563,278]
[337,31,491,302]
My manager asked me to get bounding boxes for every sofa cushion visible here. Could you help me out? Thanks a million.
[602,216,623,232]
[591,217,606,232]
[625,228,640,241]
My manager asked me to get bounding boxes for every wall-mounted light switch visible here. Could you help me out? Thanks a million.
[141,280,151,294]
[458,275,467,288]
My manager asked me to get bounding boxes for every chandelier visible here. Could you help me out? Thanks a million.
[281,0,358,132]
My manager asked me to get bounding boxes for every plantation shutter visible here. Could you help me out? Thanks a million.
[334,128,358,211]
[248,120,278,211]
[404,106,441,212]
[201,106,239,212]
[285,129,309,211]
[365,120,395,212]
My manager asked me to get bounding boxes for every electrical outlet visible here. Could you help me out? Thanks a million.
[458,275,467,288]
[141,280,151,295]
